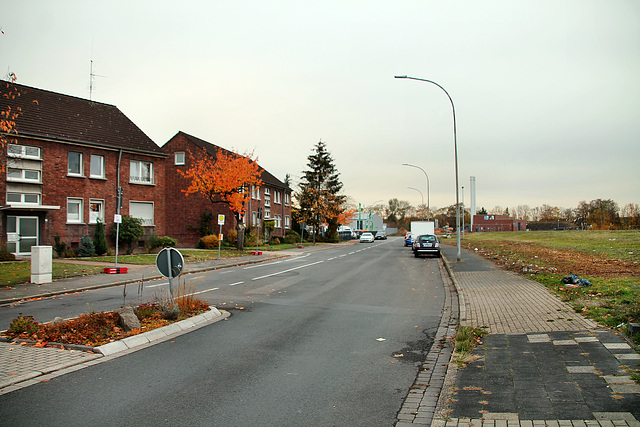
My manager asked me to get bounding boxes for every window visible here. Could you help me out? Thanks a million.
[284,193,290,206]
[6,193,40,204]
[275,214,281,228]
[7,168,41,183]
[265,209,271,219]
[130,160,154,184]
[174,152,185,165]
[264,188,270,195]
[90,155,105,178]
[252,211,257,226]
[67,198,83,223]
[8,144,41,159]
[130,201,154,225]
[285,215,290,229]
[68,152,84,176]
[89,199,105,224]
[252,186,260,200]
[264,194,271,207]
[274,191,281,204]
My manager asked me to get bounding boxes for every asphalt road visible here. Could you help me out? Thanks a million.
[0,237,446,426]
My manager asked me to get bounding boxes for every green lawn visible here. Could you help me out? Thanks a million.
[0,262,105,287]
[0,243,309,287]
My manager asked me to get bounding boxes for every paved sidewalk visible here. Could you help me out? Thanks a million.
[422,245,640,427]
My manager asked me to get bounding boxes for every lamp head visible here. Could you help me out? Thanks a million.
[394,75,408,79]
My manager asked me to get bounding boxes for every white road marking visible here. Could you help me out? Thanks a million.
[252,260,324,280]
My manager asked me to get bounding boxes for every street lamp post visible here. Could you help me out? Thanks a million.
[407,187,424,220]
[395,75,461,261]
[402,163,430,221]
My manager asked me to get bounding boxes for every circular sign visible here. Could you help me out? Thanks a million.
[155,247,184,279]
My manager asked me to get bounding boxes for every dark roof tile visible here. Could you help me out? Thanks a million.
[1,82,165,156]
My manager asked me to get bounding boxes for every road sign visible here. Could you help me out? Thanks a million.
[155,247,184,279]
[218,214,225,225]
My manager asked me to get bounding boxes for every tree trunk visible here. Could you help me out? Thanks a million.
[236,222,246,250]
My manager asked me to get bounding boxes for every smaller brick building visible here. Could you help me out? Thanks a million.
[472,214,526,232]
[162,132,293,247]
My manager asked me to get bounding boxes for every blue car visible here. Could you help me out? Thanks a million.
[404,232,413,246]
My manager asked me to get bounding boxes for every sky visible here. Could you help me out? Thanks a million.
[2,0,639,214]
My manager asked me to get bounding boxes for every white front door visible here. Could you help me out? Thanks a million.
[6,215,39,255]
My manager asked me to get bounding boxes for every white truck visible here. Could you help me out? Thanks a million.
[410,221,435,236]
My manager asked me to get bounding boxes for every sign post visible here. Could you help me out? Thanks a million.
[217,214,225,259]
[155,247,184,300]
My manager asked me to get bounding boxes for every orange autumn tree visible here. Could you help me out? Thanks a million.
[181,147,262,250]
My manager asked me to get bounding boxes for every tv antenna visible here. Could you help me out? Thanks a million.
[89,59,106,100]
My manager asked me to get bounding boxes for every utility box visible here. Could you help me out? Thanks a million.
[31,246,53,284]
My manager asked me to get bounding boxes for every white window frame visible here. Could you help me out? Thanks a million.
[90,154,105,179]
[7,168,41,183]
[130,201,154,226]
[252,211,257,226]
[68,151,84,176]
[285,215,290,229]
[67,198,84,224]
[7,144,41,160]
[89,199,105,224]
[174,152,185,165]
[252,186,260,200]
[6,192,40,205]
[274,191,281,205]
[130,160,154,184]
[285,193,290,206]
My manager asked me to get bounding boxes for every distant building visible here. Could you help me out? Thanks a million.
[472,214,526,232]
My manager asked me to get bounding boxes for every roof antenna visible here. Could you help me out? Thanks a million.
[89,59,105,101]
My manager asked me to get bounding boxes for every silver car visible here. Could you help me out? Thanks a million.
[359,232,375,243]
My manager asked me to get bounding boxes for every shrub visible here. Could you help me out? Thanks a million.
[154,236,178,248]
[200,234,219,249]
[93,220,108,256]
[7,315,40,335]
[198,209,214,237]
[226,229,238,245]
[270,237,281,245]
[54,235,67,258]
[78,235,95,257]
[0,250,16,261]
[147,234,178,251]
[112,215,144,254]
[284,230,300,245]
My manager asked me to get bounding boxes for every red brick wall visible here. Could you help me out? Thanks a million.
[4,136,166,250]
[162,134,238,247]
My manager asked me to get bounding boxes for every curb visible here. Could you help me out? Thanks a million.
[396,256,459,426]
[0,307,230,393]
[96,306,229,355]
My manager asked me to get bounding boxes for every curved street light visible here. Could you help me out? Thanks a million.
[407,187,425,220]
[402,163,430,221]
[395,75,461,261]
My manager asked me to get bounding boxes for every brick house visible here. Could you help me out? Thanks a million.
[472,214,526,232]
[161,131,292,247]
[1,82,167,256]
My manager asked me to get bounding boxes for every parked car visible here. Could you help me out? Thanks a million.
[374,231,387,240]
[404,232,414,246]
[412,234,441,258]
[359,232,375,243]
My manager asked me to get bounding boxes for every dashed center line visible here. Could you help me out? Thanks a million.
[252,260,324,280]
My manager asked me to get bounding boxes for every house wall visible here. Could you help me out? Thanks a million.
[2,136,166,251]
[162,133,293,247]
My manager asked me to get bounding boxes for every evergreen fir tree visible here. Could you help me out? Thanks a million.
[93,219,108,256]
[296,141,345,242]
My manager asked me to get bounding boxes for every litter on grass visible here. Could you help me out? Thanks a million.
[561,272,592,287]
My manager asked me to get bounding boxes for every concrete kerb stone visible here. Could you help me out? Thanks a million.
[95,306,226,356]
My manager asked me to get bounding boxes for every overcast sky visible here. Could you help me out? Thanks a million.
[2,1,639,213]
